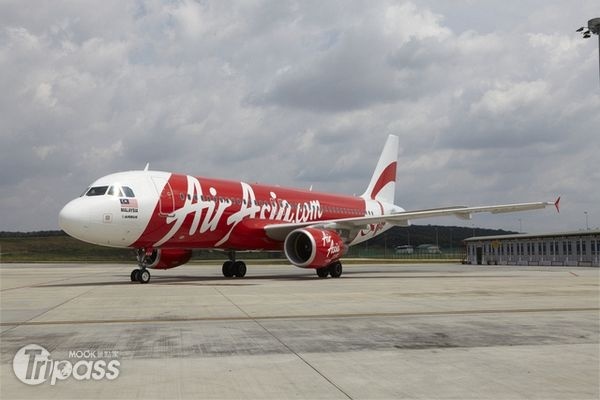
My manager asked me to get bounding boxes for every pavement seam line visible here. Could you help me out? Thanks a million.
[212,286,354,400]
[0,287,97,336]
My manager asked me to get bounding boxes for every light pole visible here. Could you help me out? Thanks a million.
[577,18,600,85]
[584,211,589,230]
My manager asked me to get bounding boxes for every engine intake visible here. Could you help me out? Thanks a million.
[141,248,192,270]
[284,228,346,268]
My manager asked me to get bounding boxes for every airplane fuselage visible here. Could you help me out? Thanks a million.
[59,170,399,251]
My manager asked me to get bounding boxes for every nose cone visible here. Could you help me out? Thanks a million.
[59,199,88,239]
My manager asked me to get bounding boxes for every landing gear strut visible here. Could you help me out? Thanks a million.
[315,261,343,278]
[131,249,152,284]
[222,251,247,278]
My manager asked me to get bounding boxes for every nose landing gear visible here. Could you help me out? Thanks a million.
[131,249,152,284]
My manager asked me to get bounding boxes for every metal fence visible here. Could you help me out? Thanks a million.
[192,247,466,261]
[345,247,466,260]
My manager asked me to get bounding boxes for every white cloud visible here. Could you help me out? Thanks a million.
[33,145,57,160]
[33,82,58,108]
[169,0,207,39]
[383,2,451,41]
[0,0,598,232]
[470,80,549,115]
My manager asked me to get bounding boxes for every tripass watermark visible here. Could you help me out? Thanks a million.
[13,344,120,385]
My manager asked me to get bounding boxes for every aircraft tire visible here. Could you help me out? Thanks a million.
[131,269,141,282]
[329,261,343,278]
[138,269,151,284]
[316,268,329,278]
[233,261,247,278]
[222,261,235,278]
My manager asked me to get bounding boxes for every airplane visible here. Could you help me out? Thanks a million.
[59,135,560,283]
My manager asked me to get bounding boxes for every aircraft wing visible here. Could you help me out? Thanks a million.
[263,198,560,241]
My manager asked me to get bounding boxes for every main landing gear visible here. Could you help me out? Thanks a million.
[315,261,343,278]
[130,268,151,284]
[222,251,247,278]
[131,249,151,284]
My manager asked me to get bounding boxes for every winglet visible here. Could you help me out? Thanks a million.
[144,163,150,172]
[554,196,561,213]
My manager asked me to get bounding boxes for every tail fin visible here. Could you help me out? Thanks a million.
[361,135,398,204]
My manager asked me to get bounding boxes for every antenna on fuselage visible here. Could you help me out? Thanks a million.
[143,163,150,172]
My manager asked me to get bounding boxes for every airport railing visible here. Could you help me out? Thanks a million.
[190,248,466,261]
[344,247,465,261]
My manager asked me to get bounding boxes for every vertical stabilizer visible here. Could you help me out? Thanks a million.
[361,135,398,204]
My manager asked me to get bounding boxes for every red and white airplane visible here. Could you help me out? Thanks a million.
[59,135,559,283]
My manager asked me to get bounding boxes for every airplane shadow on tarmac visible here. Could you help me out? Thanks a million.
[32,269,514,288]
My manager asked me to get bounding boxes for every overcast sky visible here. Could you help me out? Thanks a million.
[1,0,599,233]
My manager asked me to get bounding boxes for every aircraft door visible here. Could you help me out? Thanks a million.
[151,176,175,217]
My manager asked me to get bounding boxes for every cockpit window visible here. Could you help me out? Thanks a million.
[83,185,134,197]
[107,186,124,197]
[80,187,90,197]
[122,186,135,198]
[86,186,109,196]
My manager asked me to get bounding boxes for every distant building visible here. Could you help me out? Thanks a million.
[416,244,441,254]
[464,230,600,267]
[395,245,414,254]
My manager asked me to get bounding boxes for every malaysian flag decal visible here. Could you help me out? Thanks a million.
[120,198,138,207]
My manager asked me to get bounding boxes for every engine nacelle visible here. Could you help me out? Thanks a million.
[284,228,347,269]
[142,248,192,270]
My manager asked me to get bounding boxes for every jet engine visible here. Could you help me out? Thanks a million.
[140,248,192,270]
[284,228,347,268]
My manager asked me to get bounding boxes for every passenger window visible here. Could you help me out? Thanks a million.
[86,186,109,196]
[122,186,135,197]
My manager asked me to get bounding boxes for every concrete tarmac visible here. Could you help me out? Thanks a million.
[0,263,598,399]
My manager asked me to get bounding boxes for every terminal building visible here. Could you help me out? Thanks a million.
[464,230,600,267]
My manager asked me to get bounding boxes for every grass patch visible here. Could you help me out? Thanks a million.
[0,235,133,262]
